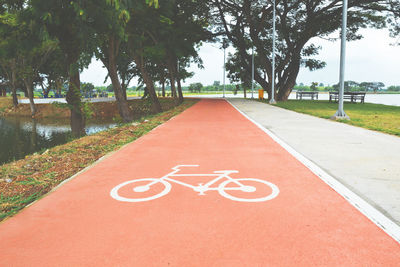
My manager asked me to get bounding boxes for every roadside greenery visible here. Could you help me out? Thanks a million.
[0,98,198,222]
[215,1,399,101]
[271,100,400,137]
[0,0,212,136]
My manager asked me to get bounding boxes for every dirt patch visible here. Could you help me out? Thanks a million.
[0,99,199,222]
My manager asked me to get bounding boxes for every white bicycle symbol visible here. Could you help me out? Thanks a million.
[111,165,279,203]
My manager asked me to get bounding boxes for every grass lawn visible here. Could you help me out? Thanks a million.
[270,100,400,137]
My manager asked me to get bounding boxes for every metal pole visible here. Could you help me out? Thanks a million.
[251,46,254,98]
[223,46,226,98]
[333,0,349,119]
[269,0,276,104]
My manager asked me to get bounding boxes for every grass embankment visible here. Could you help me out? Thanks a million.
[270,100,400,136]
[0,97,180,120]
[0,99,198,222]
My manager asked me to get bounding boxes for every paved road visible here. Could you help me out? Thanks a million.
[1,99,399,266]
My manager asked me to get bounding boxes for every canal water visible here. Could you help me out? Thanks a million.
[0,116,116,165]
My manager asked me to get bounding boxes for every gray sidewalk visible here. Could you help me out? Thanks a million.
[229,98,400,226]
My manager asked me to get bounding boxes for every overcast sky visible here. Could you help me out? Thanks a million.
[81,28,400,88]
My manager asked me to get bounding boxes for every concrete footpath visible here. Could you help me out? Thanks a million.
[229,98,400,226]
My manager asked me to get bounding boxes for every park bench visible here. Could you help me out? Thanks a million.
[329,91,366,103]
[296,91,319,100]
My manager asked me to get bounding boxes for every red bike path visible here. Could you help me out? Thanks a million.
[0,99,399,266]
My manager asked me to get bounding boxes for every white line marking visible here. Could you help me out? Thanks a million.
[227,99,400,243]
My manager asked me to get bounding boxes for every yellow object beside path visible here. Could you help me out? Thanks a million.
[258,89,264,100]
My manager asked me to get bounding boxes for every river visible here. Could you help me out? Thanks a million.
[0,116,116,165]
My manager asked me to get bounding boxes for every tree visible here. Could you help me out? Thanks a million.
[359,82,385,92]
[213,0,391,101]
[31,0,96,136]
[188,82,203,93]
[310,82,318,92]
[16,7,58,116]
[385,1,400,45]
[388,85,400,92]
[226,51,252,97]
[125,1,165,112]
[127,0,212,105]
[333,81,363,92]
[106,84,114,92]
[81,82,95,97]
[213,81,221,91]
[90,0,135,122]
[38,46,69,98]
[0,4,21,107]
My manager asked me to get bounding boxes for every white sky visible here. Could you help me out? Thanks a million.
[81,28,400,88]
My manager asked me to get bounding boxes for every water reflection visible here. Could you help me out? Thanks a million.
[0,116,116,165]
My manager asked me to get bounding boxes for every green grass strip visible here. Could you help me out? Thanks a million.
[265,100,400,136]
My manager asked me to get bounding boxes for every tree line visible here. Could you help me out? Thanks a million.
[1,0,399,136]
[0,0,213,136]
[216,0,399,101]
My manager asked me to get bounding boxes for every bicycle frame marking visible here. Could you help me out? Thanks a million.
[143,165,243,195]
[110,165,280,203]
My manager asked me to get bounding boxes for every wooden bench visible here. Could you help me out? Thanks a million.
[329,91,365,103]
[296,91,318,100]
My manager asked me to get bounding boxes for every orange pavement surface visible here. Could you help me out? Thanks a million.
[0,99,399,266]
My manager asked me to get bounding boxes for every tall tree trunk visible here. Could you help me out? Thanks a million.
[10,68,18,108]
[176,77,183,104]
[161,79,165,97]
[176,59,184,104]
[40,81,47,97]
[170,77,176,98]
[134,55,162,113]
[122,85,127,101]
[55,78,63,96]
[102,37,134,122]
[108,66,133,122]
[66,55,85,137]
[23,79,36,117]
[20,84,28,98]
[167,61,177,100]
[277,58,301,101]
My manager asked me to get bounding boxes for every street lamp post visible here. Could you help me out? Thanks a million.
[332,0,350,120]
[223,45,226,98]
[269,0,276,104]
[251,46,254,98]
[222,39,229,98]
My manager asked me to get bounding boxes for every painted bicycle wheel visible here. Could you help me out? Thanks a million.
[218,178,279,202]
[110,178,171,202]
